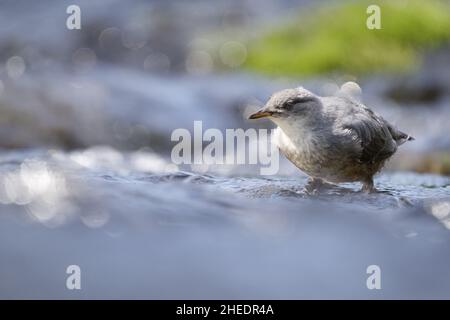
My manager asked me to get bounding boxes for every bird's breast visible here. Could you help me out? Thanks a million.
[273,126,325,175]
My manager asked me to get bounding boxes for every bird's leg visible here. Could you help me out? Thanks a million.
[303,177,327,195]
[361,178,377,193]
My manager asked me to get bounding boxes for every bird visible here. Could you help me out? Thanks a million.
[248,82,414,193]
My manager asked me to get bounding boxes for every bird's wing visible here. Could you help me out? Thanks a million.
[339,103,398,164]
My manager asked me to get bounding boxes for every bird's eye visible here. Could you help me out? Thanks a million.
[283,100,295,110]
[284,96,315,109]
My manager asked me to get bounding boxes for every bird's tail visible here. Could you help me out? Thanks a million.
[395,131,414,145]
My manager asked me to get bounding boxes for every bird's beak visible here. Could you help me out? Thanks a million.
[248,108,273,120]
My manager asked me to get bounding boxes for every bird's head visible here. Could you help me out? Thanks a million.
[248,87,321,124]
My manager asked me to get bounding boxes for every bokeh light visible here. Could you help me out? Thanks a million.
[121,23,148,50]
[6,56,26,79]
[219,41,247,68]
[185,50,213,75]
[1,159,72,227]
[427,200,450,229]
[98,27,122,49]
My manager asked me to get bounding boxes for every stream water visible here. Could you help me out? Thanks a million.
[0,147,450,299]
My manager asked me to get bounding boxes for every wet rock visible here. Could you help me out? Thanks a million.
[384,47,450,104]
[385,80,444,104]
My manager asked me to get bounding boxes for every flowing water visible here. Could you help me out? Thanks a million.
[1,147,450,299]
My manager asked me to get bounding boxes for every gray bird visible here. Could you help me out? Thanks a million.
[249,82,414,193]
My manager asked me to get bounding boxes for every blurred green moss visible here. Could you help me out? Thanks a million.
[244,0,450,76]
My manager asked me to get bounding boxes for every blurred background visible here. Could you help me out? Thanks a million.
[1,0,450,173]
[1,0,450,299]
